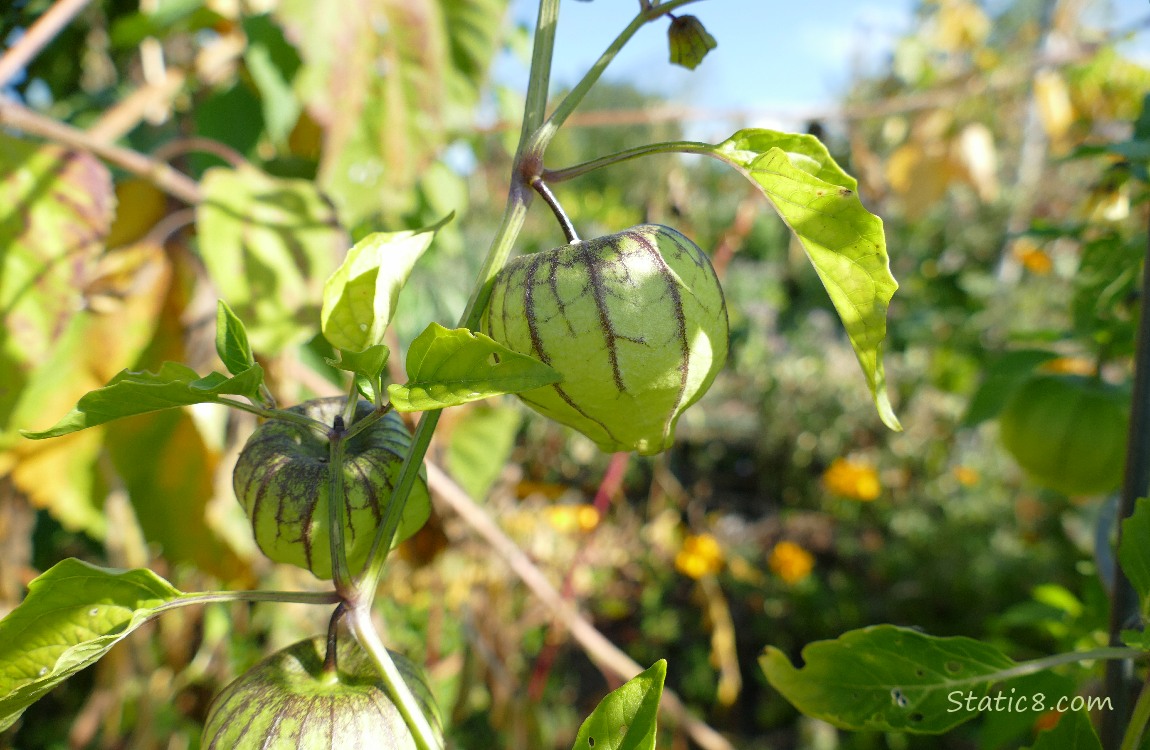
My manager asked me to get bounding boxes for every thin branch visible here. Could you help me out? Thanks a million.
[426,462,736,750]
[0,0,95,89]
[86,69,186,143]
[0,97,202,204]
[151,136,245,168]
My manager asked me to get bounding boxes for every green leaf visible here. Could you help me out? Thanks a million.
[708,129,900,430]
[761,625,1015,733]
[0,559,183,732]
[1120,497,1150,621]
[242,14,302,146]
[963,350,1060,427]
[20,362,264,439]
[196,165,346,353]
[571,660,666,750]
[387,323,561,412]
[326,344,391,404]
[320,216,450,352]
[215,300,257,378]
[0,134,112,426]
[1121,629,1150,650]
[445,404,521,499]
[1023,710,1101,750]
[274,0,507,224]
[667,15,716,71]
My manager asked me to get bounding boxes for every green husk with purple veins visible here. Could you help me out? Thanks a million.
[482,224,728,456]
[202,636,441,749]
[232,397,430,579]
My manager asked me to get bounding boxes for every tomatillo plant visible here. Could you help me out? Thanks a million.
[3,1,905,747]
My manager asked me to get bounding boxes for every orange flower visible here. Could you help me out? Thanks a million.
[675,533,724,579]
[769,541,814,584]
[1013,238,1053,275]
[953,466,980,487]
[1039,357,1096,377]
[822,458,881,501]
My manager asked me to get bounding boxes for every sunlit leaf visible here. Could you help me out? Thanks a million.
[387,323,561,412]
[196,165,345,353]
[215,299,257,378]
[571,660,665,750]
[0,134,111,423]
[243,14,302,146]
[761,625,1015,733]
[327,344,391,404]
[0,559,183,732]
[274,0,507,224]
[708,129,900,430]
[320,216,450,352]
[21,362,264,440]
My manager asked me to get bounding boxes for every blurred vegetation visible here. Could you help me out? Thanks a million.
[1,0,1149,748]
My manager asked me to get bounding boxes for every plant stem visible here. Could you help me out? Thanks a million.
[522,0,703,161]
[347,606,440,750]
[158,588,340,612]
[544,140,713,183]
[1102,207,1150,749]
[215,398,328,435]
[532,178,580,243]
[327,416,353,594]
[1121,673,1150,750]
[0,97,202,204]
[0,0,94,88]
[322,602,347,676]
[354,0,561,602]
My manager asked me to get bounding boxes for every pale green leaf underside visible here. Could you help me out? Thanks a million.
[1024,710,1101,750]
[761,625,1015,733]
[388,323,561,412]
[571,660,666,750]
[711,128,900,430]
[20,362,264,439]
[0,559,183,732]
[1120,497,1150,621]
[321,216,450,352]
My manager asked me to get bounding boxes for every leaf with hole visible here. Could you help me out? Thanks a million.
[571,660,666,750]
[0,559,184,732]
[761,625,1016,733]
[388,323,560,412]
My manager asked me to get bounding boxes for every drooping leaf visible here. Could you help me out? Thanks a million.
[1120,497,1150,621]
[0,559,184,732]
[196,165,345,353]
[1023,710,1102,750]
[106,409,244,579]
[387,323,561,412]
[708,129,900,430]
[445,404,521,499]
[571,660,666,750]
[215,299,258,378]
[242,14,303,146]
[320,216,450,352]
[20,362,265,439]
[273,0,507,224]
[761,625,1015,733]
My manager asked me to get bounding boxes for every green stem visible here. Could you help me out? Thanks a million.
[532,177,580,243]
[543,140,713,183]
[962,648,1145,688]
[216,397,327,435]
[523,0,704,161]
[348,606,441,750]
[157,588,340,612]
[1120,674,1150,750]
[327,418,353,595]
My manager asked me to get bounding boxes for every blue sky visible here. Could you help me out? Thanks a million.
[499,0,1150,140]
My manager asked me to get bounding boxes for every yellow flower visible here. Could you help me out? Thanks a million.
[544,504,600,533]
[822,458,882,501]
[769,541,814,585]
[675,533,724,579]
[1012,238,1053,275]
[1039,357,1096,377]
[953,466,980,486]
